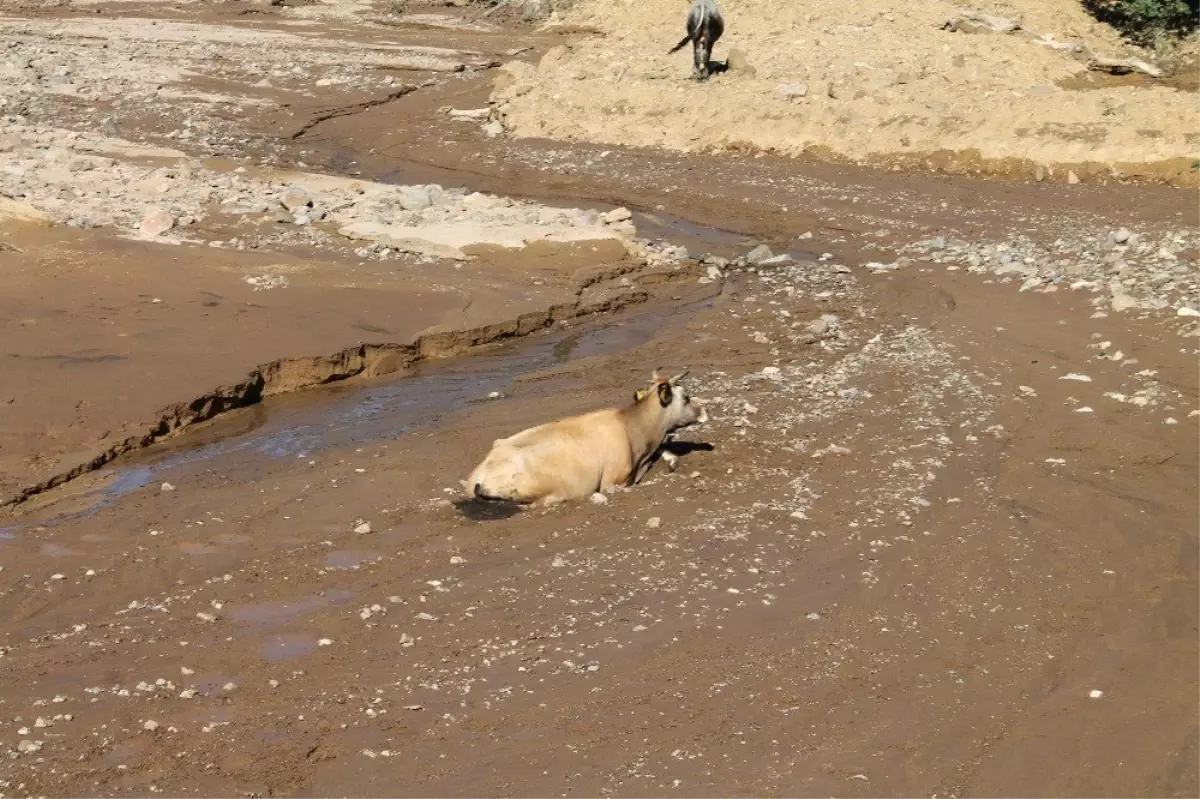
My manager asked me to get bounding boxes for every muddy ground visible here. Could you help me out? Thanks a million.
[0,1,1197,797]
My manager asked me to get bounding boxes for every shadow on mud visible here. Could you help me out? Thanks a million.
[453,497,525,521]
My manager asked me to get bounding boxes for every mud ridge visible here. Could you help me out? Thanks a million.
[0,289,651,511]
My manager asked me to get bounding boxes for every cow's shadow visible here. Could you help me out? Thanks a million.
[453,497,524,521]
[661,439,715,459]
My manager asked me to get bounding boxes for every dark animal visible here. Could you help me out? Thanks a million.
[667,0,724,81]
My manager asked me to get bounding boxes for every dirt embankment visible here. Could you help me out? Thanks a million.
[490,0,1200,184]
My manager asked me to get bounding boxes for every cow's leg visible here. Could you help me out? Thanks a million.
[632,458,654,485]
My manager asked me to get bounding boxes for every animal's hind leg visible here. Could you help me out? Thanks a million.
[692,39,708,80]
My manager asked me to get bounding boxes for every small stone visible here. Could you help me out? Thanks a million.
[1111,227,1133,244]
[318,638,334,646]
[400,633,414,646]
[178,689,197,699]
[353,519,372,535]
[646,516,662,529]
[806,612,821,621]
[1177,306,1200,317]
[759,253,793,266]
[268,679,280,688]
[17,740,42,754]
[1067,170,1080,184]
[746,244,774,264]
[1089,689,1104,698]
[180,667,194,675]
[143,720,160,732]
[139,209,175,236]
[589,492,608,505]
[1059,373,1092,382]
[725,48,754,75]
[161,482,175,492]
[50,573,65,581]
[760,366,782,379]
[807,318,830,336]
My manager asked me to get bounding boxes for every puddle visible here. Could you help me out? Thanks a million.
[178,541,221,556]
[227,588,356,626]
[262,633,321,662]
[39,542,77,557]
[325,550,381,569]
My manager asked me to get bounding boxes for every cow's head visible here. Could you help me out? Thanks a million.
[634,368,708,429]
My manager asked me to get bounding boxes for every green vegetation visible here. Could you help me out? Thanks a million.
[1082,0,1199,42]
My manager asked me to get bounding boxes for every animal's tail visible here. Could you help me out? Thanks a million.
[667,33,691,54]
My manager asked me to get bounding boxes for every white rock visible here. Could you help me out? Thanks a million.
[778,82,808,100]
[143,720,160,732]
[1089,689,1104,698]
[396,186,432,212]
[1059,373,1092,382]
[17,740,42,754]
[646,516,662,529]
[589,492,608,505]
[139,208,175,237]
[280,187,311,212]
[353,519,372,535]
[601,207,632,224]
[746,244,774,264]
[161,482,176,491]
[178,689,197,699]
[1177,307,1200,317]
[318,638,334,646]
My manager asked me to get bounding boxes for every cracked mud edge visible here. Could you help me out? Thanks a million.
[285,84,421,141]
[1,289,651,511]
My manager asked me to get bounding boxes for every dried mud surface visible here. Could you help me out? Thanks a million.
[492,0,1200,185]
[0,1,1196,798]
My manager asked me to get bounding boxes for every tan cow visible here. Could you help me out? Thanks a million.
[465,369,708,505]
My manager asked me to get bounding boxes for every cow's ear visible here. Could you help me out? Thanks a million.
[657,382,673,407]
[634,389,647,402]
